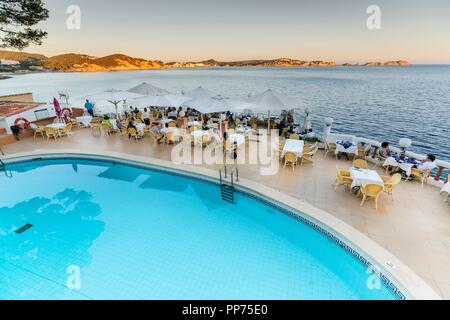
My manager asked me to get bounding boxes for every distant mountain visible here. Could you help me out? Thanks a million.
[166,58,337,68]
[42,53,164,72]
[0,50,47,62]
[0,50,411,73]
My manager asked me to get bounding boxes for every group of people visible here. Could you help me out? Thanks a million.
[378,141,436,172]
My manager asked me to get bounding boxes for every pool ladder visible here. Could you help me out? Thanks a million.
[219,165,239,204]
[0,158,12,178]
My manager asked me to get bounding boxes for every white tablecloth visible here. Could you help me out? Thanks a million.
[441,183,450,196]
[227,134,245,148]
[350,168,384,188]
[135,123,146,134]
[188,121,201,127]
[76,116,93,127]
[383,157,416,176]
[191,130,210,138]
[282,139,305,158]
[46,123,66,130]
[110,119,118,130]
[335,141,358,156]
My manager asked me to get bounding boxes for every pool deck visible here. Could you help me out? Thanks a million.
[2,128,449,299]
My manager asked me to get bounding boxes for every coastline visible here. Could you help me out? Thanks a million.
[1,64,417,77]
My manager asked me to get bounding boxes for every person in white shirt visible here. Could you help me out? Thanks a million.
[142,108,151,125]
[415,154,436,171]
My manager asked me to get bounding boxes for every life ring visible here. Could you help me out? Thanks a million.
[14,117,30,129]
[61,108,72,118]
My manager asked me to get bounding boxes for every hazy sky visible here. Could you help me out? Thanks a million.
[25,0,450,63]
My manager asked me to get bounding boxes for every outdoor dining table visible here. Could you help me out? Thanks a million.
[135,123,146,134]
[282,139,305,158]
[383,156,418,176]
[191,130,210,138]
[441,182,450,202]
[76,116,93,127]
[227,134,246,148]
[46,123,66,130]
[350,167,384,189]
[188,121,201,127]
[335,140,358,158]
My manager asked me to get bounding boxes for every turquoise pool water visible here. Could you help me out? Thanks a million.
[0,158,399,300]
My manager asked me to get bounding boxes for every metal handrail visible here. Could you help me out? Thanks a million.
[221,164,239,183]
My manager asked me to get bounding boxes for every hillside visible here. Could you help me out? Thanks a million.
[0,50,412,73]
[166,58,337,68]
[0,50,47,62]
[42,53,164,72]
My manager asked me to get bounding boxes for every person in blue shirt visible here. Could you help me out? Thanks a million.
[84,100,94,117]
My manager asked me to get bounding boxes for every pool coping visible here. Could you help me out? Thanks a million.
[1,149,442,300]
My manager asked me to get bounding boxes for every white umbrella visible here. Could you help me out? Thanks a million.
[127,82,171,96]
[78,89,143,115]
[132,94,191,108]
[183,86,216,99]
[183,95,258,114]
[302,107,312,131]
[246,89,301,111]
[247,89,302,132]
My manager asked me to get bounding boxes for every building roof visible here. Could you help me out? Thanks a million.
[0,101,45,119]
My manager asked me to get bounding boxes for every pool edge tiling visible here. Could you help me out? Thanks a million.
[1,149,441,300]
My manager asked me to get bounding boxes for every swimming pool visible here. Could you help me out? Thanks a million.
[0,157,403,300]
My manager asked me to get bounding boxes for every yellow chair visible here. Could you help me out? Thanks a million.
[284,152,298,171]
[276,141,286,159]
[324,142,337,158]
[354,146,368,160]
[91,123,101,135]
[352,159,368,169]
[360,184,384,210]
[64,123,73,134]
[409,167,433,188]
[334,166,353,191]
[301,144,319,166]
[44,127,58,140]
[128,127,140,141]
[381,173,402,200]
[33,126,46,140]
[102,123,112,135]
[119,127,128,136]
[168,122,177,128]
[166,132,177,145]
[201,135,210,148]
[289,134,300,140]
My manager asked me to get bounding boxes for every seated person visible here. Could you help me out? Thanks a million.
[414,154,436,171]
[102,116,111,127]
[127,121,137,138]
[306,129,316,139]
[379,142,393,158]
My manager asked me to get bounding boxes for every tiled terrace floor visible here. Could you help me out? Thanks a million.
[2,128,449,298]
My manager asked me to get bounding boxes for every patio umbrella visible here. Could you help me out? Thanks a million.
[132,94,191,108]
[183,95,258,114]
[127,82,171,96]
[183,86,216,99]
[78,89,143,115]
[246,89,302,131]
[53,97,62,118]
[302,107,312,131]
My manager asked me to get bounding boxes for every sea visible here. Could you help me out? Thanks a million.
[0,66,449,161]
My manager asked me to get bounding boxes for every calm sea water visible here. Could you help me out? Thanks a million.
[0,66,449,161]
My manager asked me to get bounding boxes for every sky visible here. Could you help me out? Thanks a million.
[23,0,450,63]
